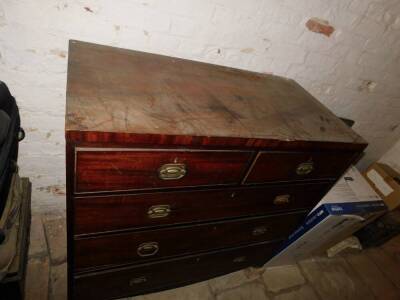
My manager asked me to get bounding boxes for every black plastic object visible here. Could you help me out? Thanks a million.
[355,210,400,248]
[0,81,21,218]
[0,110,11,146]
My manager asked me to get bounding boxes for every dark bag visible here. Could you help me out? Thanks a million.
[0,82,24,218]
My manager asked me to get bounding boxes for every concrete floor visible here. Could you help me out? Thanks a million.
[25,210,400,300]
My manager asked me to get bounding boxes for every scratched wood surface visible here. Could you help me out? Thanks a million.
[66,40,364,144]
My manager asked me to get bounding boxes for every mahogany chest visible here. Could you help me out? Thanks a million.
[65,40,367,300]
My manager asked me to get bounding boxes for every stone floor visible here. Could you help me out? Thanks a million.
[24,210,400,300]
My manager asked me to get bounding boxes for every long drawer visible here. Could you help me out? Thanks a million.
[74,240,280,300]
[245,151,355,184]
[74,182,331,235]
[75,148,252,193]
[74,212,306,270]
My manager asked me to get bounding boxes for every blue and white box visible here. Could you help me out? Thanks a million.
[267,166,387,266]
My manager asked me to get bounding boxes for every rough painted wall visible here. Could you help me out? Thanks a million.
[1,0,400,211]
[380,139,400,173]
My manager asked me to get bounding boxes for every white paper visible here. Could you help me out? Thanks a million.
[346,166,381,201]
[367,169,394,197]
[321,177,358,203]
[311,166,381,213]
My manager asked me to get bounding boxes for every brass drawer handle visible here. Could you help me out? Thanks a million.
[296,161,314,175]
[252,226,268,236]
[129,276,147,285]
[274,194,290,205]
[137,242,159,257]
[148,205,171,218]
[158,163,187,180]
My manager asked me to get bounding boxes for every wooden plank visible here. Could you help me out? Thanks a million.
[345,252,400,300]
[298,256,374,300]
[66,40,365,145]
[366,247,400,289]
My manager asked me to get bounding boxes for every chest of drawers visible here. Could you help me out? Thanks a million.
[65,40,367,300]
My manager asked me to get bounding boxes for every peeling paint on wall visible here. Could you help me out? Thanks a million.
[306,18,335,37]
[84,6,94,13]
[37,185,66,196]
[358,80,377,92]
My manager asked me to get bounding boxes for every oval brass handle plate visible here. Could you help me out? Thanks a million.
[296,161,314,175]
[129,276,147,285]
[158,163,187,180]
[148,205,171,218]
[252,226,268,236]
[274,194,290,205]
[137,242,159,257]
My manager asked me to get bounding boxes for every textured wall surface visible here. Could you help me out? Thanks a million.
[380,139,400,173]
[1,0,400,210]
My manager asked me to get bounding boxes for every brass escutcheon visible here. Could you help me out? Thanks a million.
[252,226,268,236]
[296,161,314,175]
[137,242,159,257]
[148,205,171,218]
[129,276,147,285]
[274,194,290,205]
[158,163,187,180]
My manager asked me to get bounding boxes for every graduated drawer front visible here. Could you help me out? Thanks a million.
[74,148,252,193]
[74,182,332,235]
[245,151,355,184]
[74,212,306,270]
[74,240,280,300]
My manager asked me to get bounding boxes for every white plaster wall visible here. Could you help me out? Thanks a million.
[1,0,400,210]
[380,139,400,173]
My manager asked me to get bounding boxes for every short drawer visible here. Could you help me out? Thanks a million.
[75,148,252,193]
[74,212,306,270]
[74,182,332,235]
[245,151,355,184]
[74,240,280,300]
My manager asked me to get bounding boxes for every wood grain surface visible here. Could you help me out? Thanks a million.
[66,40,365,145]
[245,150,356,183]
[65,40,368,300]
[73,182,331,235]
[73,241,280,300]
[75,149,252,193]
[74,212,306,270]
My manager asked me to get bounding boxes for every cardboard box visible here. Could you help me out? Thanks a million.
[364,163,400,211]
[266,166,386,266]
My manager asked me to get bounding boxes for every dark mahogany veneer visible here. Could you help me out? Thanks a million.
[74,182,331,235]
[75,149,252,193]
[74,211,307,270]
[65,41,367,300]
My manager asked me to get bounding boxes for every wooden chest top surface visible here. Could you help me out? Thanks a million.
[66,40,364,145]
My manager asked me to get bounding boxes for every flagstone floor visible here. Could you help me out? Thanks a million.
[24,209,400,300]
